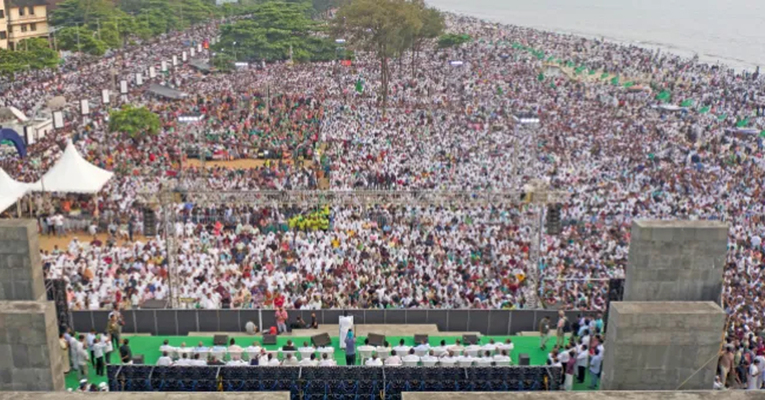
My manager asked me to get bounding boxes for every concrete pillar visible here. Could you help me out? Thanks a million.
[624,220,728,303]
[0,220,64,391]
[600,301,725,390]
[0,220,46,301]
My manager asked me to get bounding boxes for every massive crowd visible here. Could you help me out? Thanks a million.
[2,11,765,363]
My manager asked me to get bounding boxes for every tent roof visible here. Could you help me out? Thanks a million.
[148,83,188,100]
[0,168,40,214]
[189,59,212,72]
[35,140,113,193]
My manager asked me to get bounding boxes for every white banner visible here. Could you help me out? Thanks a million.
[182,51,187,62]
[190,48,196,57]
[120,80,128,94]
[149,66,156,79]
[172,55,178,66]
[80,99,90,115]
[136,73,143,86]
[102,89,110,104]
[52,111,64,129]
[161,61,167,72]
[197,44,202,53]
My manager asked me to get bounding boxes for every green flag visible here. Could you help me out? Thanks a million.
[699,106,710,114]
[680,99,694,107]
[736,118,750,127]
[600,73,609,79]
[760,131,765,138]
[537,73,545,82]
[355,79,363,93]
[656,90,671,102]
[575,66,586,75]
[589,70,597,75]
[623,81,635,88]
[717,114,727,122]
[610,77,620,85]
[496,85,503,95]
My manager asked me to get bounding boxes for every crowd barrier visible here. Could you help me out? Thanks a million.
[71,309,589,336]
[107,365,561,398]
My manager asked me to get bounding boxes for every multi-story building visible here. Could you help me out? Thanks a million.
[0,1,7,49]
[1,0,49,50]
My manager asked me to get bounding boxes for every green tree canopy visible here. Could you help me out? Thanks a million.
[216,1,335,62]
[0,38,59,76]
[333,0,423,115]
[109,105,161,138]
[437,33,471,49]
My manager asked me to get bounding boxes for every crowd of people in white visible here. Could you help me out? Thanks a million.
[2,8,764,361]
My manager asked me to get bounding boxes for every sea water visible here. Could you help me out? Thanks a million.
[427,0,765,71]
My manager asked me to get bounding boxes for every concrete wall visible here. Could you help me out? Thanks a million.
[0,394,290,400]
[0,220,64,391]
[404,392,765,400]
[0,301,64,391]
[600,302,725,391]
[0,220,45,302]
[624,220,728,303]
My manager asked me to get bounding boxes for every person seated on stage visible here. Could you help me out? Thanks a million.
[292,316,308,330]
[282,340,297,351]
[245,320,260,335]
[251,349,268,366]
[266,352,281,366]
[448,339,465,355]
[157,351,173,366]
[481,338,498,354]
[228,338,243,360]
[402,348,421,365]
[377,341,392,356]
[440,350,458,365]
[421,350,439,365]
[414,339,430,354]
[299,353,319,366]
[385,350,402,366]
[193,341,209,355]
[497,338,514,354]
[393,339,411,356]
[191,353,207,366]
[365,352,383,366]
[175,353,191,366]
[318,352,336,366]
[282,352,299,366]
[432,340,448,357]
[159,340,175,355]
[207,355,225,366]
[493,349,512,365]
[226,358,248,366]
[298,341,316,354]
[246,341,262,356]
[358,338,375,356]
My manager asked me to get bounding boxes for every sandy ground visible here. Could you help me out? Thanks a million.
[38,232,150,252]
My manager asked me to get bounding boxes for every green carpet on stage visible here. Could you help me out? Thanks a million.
[65,334,598,391]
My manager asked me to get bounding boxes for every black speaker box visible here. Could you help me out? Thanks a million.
[367,333,385,347]
[414,334,429,344]
[462,334,478,345]
[213,335,228,346]
[518,353,530,366]
[263,334,277,345]
[311,333,331,347]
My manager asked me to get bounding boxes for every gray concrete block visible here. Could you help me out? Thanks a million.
[601,301,725,390]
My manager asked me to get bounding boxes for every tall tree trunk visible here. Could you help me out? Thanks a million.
[380,55,389,118]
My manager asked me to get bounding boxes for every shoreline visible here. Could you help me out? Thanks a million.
[428,4,760,73]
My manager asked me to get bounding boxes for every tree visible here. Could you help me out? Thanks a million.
[334,0,422,116]
[216,1,335,63]
[57,26,108,55]
[410,6,443,75]
[212,52,236,72]
[437,33,470,49]
[0,38,59,76]
[109,105,161,138]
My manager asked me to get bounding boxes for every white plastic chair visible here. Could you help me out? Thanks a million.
[358,348,375,364]
[414,348,429,358]
[211,348,225,361]
[376,347,391,360]
[465,347,480,358]
[422,358,438,367]
[299,349,315,360]
[475,358,493,367]
[403,358,420,367]
[229,351,243,361]
[440,358,457,367]
[457,357,474,367]
[281,350,296,361]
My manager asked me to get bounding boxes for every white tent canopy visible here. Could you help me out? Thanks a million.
[0,168,40,214]
[34,140,114,193]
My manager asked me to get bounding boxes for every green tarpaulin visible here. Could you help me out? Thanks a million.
[718,114,728,121]
[680,99,694,107]
[656,90,671,102]
[699,106,711,114]
[736,118,750,127]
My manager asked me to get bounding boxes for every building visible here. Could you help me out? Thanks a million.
[1,0,49,50]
